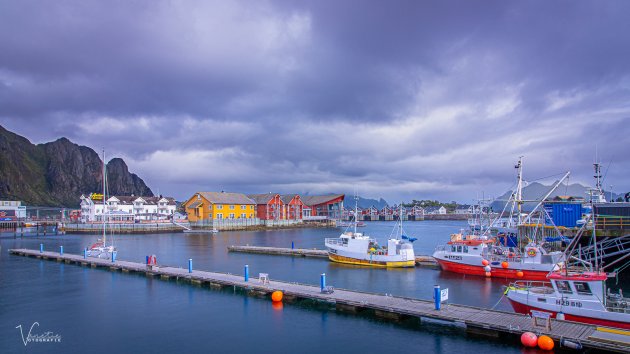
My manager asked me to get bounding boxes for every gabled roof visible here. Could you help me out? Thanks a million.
[198,192,255,205]
[247,193,281,204]
[280,194,301,204]
[456,205,472,210]
[300,194,344,206]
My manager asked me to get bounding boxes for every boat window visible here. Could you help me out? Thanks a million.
[574,282,592,295]
[463,246,469,253]
[457,245,462,253]
[451,245,456,252]
[556,281,572,294]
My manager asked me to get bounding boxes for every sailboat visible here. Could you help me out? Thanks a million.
[86,149,117,259]
[325,200,416,268]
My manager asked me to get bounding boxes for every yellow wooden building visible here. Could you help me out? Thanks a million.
[183,192,256,222]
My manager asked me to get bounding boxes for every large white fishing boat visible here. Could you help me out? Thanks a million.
[86,149,117,259]
[325,203,415,268]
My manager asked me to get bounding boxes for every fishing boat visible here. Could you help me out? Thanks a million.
[325,203,415,268]
[87,150,117,259]
[506,179,630,329]
[505,271,630,329]
[433,157,567,280]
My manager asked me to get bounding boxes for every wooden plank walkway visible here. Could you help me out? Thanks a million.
[227,245,439,267]
[9,248,629,353]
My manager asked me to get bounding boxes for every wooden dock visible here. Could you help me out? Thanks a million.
[227,245,438,267]
[9,248,629,353]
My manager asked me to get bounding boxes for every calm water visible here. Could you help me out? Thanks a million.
[0,221,556,353]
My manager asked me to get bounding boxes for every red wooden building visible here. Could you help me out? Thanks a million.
[247,193,285,220]
[280,194,305,220]
[301,194,345,219]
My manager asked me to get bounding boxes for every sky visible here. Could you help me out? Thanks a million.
[1,0,629,203]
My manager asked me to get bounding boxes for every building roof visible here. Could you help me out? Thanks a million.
[247,193,280,204]
[424,206,443,212]
[456,205,471,210]
[197,192,255,205]
[106,196,176,205]
[187,201,202,209]
[300,194,344,206]
[280,194,300,204]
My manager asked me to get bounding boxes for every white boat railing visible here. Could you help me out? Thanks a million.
[325,238,347,246]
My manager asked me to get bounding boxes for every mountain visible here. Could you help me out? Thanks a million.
[0,125,153,207]
[353,196,388,209]
[490,181,603,212]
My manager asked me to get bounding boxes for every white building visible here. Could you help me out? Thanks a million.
[80,195,177,223]
[424,206,447,215]
[0,200,27,219]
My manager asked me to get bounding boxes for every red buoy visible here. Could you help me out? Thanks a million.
[501,261,509,269]
[521,332,538,347]
[516,271,524,278]
[271,291,283,302]
[481,259,489,266]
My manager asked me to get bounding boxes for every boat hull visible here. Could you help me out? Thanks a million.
[435,258,551,281]
[329,253,415,268]
[507,298,630,330]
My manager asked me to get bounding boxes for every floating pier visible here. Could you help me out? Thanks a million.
[9,248,629,353]
[227,245,438,267]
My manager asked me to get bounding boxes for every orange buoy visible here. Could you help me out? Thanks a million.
[501,261,509,269]
[271,290,283,302]
[516,271,524,278]
[537,335,554,350]
[481,259,489,266]
[485,271,491,277]
[521,332,538,347]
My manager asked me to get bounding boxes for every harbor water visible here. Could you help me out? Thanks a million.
[0,221,582,353]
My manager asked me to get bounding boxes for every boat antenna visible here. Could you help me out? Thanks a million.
[354,192,358,235]
[515,156,524,225]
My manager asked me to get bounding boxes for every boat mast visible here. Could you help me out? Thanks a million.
[102,149,106,245]
[515,156,524,225]
[353,193,358,235]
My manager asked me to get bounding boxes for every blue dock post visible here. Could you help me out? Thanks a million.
[112,252,116,262]
[188,259,193,273]
[244,264,249,282]
[434,285,441,310]
[146,255,149,264]
[83,248,87,259]
[320,273,326,291]
[291,241,294,249]
[40,243,43,253]
[60,245,63,255]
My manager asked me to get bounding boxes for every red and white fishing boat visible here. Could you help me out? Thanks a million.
[505,271,630,329]
[433,238,563,280]
[433,157,568,281]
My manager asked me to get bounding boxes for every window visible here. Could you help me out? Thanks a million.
[463,246,469,253]
[216,213,223,219]
[456,245,462,253]
[574,282,592,295]
[241,205,246,210]
[217,205,223,209]
[250,205,254,209]
[241,213,246,218]
[556,281,572,294]
[229,213,235,219]
[229,205,235,210]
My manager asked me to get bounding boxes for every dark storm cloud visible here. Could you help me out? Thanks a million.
[1,0,629,202]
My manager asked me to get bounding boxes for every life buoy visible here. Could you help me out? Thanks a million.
[527,248,537,257]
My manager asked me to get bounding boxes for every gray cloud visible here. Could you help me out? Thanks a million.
[1,0,629,202]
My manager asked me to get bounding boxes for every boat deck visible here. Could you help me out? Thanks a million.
[9,248,630,353]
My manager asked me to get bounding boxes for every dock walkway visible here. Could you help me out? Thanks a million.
[9,248,629,353]
[227,245,438,267]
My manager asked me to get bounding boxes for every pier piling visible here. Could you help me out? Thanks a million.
[434,285,440,310]
[244,265,249,282]
[189,259,193,273]
[40,243,43,253]
[320,273,326,291]
[60,245,63,255]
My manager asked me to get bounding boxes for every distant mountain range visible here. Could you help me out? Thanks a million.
[490,181,622,212]
[0,125,153,207]
[344,196,388,209]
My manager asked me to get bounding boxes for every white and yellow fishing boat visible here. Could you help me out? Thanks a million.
[325,203,416,268]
